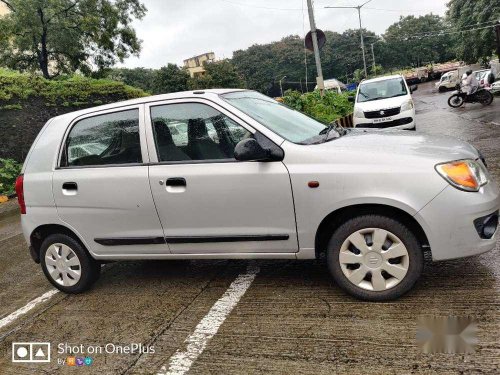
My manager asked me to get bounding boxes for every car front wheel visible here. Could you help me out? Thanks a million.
[40,234,100,293]
[327,215,423,301]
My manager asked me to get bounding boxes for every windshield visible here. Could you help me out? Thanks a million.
[357,77,407,103]
[221,91,334,144]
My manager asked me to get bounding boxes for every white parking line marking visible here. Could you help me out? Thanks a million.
[0,290,58,330]
[158,264,260,375]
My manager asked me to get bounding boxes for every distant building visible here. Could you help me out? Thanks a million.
[183,52,215,78]
[0,2,10,16]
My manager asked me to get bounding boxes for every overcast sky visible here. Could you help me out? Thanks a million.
[121,0,448,69]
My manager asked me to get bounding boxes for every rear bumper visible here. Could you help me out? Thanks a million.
[416,181,500,261]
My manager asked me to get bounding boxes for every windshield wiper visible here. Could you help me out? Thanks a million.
[318,122,346,142]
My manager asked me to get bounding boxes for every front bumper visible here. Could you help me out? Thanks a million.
[353,109,416,130]
[415,181,500,261]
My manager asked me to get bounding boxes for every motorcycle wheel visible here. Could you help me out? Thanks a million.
[477,90,493,106]
[448,94,464,108]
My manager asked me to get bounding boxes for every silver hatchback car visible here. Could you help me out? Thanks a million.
[16,90,499,301]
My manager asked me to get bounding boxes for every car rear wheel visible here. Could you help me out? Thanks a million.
[326,215,423,301]
[40,234,100,293]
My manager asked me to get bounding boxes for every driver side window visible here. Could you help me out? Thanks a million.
[150,103,252,162]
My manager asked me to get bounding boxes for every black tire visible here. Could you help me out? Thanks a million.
[326,215,423,301]
[448,94,464,108]
[40,234,100,293]
[438,86,446,93]
[477,90,493,105]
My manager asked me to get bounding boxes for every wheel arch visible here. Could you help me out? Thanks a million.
[314,203,430,259]
[30,223,89,262]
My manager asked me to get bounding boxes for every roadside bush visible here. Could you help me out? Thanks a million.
[0,68,148,109]
[282,89,354,123]
[0,158,22,197]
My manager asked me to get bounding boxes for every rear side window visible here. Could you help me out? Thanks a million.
[63,109,142,167]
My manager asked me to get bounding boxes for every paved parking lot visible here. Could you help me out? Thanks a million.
[0,82,499,374]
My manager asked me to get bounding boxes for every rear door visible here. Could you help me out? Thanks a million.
[52,105,169,257]
[145,99,298,254]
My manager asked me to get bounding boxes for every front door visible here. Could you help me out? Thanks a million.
[146,100,298,254]
[53,106,168,257]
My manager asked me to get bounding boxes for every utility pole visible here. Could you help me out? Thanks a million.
[369,39,383,75]
[370,43,375,74]
[325,0,372,79]
[307,0,324,95]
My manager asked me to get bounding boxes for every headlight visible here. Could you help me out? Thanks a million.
[435,159,489,192]
[401,99,414,111]
[354,108,364,118]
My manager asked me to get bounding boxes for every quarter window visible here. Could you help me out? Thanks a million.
[151,103,252,162]
[64,109,142,167]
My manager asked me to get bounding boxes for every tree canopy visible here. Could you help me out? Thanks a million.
[0,0,146,78]
[447,0,500,63]
[381,15,455,68]
[188,60,245,90]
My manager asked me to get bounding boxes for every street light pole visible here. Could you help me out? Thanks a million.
[325,0,372,79]
[356,5,368,78]
[279,75,287,97]
[307,0,324,95]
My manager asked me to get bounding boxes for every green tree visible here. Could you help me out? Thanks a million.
[105,67,156,93]
[447,0,500,63]
[0,0,146,78]
[232,35,313,95]
[189,60,245,90]
[231,31,377,95]
[153,64,189,94]
[381,14,455,68]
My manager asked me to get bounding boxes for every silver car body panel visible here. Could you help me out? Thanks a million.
[20,90,499,261]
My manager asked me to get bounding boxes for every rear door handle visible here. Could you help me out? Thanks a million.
[166,178,186,187]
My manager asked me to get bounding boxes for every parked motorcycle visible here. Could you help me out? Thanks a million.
[447,84,494,108]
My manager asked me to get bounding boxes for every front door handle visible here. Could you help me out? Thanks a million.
[166,178,186,187]
[62,182,78,196]
[62,182,78,190]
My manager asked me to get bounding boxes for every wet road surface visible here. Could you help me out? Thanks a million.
[0,81,499,374]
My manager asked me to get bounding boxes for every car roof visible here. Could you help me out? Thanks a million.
[52,88,248,121]
[360,74,403,84]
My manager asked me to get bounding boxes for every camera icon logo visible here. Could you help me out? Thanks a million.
[12,342,51,363]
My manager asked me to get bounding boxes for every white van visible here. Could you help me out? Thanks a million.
[435,71,459,92]
[315,78,346,94]
[352,75,417,130]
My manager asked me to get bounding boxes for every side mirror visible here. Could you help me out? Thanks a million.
[410,85,418,93]
[234,138,270,162]
[348,96,355,102]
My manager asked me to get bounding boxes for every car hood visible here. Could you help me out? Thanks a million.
[355,96,410,111]
[316,129,479,163]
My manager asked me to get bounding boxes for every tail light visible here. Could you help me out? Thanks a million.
[15,175,26,214]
